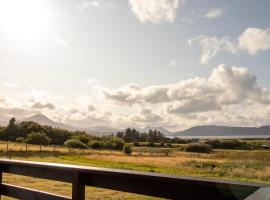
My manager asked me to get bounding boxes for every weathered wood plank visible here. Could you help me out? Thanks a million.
[1,183,71,200]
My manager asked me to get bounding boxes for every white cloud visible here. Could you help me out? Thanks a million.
[168,59,176,68]
[87,78,99,86]
[1,65,270,130]
[31,102,56,110]
[77,0,114,11]
[189,36,237,64]
[129,0,182,23]
[239,27,270,55]
[205,8,223,19]
[190,27,270,64]
[104,65,269,113]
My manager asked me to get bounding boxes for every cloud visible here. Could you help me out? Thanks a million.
[189,36,237,64]
[167,97,220,114]
[88,104,97,111]
[129,0,182,23]
[87,78,99,86]
[205,8,223,19]
[65,114,111,128]
[130,109,163,123]
[31,102,56,110]
[168,59,176,68]
[1,65,270,130]
[77,0,113,11]
[239,27,270,55]
[190,27,270,64]
[104,65,269,113]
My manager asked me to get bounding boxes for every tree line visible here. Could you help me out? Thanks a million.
[0,118,169,151]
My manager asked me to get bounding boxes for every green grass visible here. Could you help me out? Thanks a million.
[1,143,270,199]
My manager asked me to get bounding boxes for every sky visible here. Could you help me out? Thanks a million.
[0,0,270,131]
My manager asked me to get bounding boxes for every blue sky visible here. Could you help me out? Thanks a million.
[0,0,270,130]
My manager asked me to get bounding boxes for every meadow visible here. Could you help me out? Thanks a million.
[0,141,270,199]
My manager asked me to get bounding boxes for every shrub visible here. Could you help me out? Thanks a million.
[89,140,102,149]
[102,137,124,150]
[205,139,249,150]
[76,135,90,144]
[184,143,212,153]
[65,139,88,149]
[133,141,140,147]
[26,133,51,145]
[16,137,25,143]
[123,144,132,155]
[147,142,154,147]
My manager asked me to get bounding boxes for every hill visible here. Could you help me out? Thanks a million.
[24,114,75,131]
[174,125,270,137]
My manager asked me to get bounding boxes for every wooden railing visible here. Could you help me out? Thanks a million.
[0,159,269,200]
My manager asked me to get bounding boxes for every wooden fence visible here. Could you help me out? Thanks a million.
[0,159,269,200]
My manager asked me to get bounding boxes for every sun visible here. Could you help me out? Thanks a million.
[0,0,50,43]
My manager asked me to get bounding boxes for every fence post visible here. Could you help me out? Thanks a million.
[0,167,2,200]
[72,172,85,200]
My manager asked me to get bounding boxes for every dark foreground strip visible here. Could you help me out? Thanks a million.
[0,159,268,200]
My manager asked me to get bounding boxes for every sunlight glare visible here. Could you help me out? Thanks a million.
[0,0,50,43]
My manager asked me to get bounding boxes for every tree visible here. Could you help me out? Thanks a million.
[123,144,132,155]
[4,118,19,141]
[123,128,140,143]
[26,133,51,145]
[64,139,88,149]
[88,140,102,149]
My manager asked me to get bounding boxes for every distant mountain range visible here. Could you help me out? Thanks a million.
[24,114,76,131]
[174,125,270,137]
[1,114,270,137]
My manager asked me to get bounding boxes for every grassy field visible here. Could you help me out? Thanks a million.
[0,141,270,199]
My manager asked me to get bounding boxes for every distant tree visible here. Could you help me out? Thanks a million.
[65,139,88,149]
[26,132,51,145]
[88,140,102,149]
[72,132,90,144]
[184,144,212,153]
[123,128,140,142]
[116,131,124,138]
[4,118,19,141]
[123,144,132,155]
[102,136,124,150]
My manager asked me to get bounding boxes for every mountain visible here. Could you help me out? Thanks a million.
[174,125,270,137]
[87,126,121,135]
[23,114,75,131]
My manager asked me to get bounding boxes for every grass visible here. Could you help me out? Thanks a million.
[0,141,270,199]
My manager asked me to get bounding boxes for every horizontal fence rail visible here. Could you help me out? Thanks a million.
[0,159,269,200]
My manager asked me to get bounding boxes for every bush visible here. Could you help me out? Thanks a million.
[147,142,154,147]
[133,141,140,147]
[184,143,212,153]
[76,135,90,144]
[205,139,249,150]
[65,139,88,149]
[16,137,25,143]
[102,137,124,150]
[123,144,132,155]
[89,140,102,149]
[26,133,51,145]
